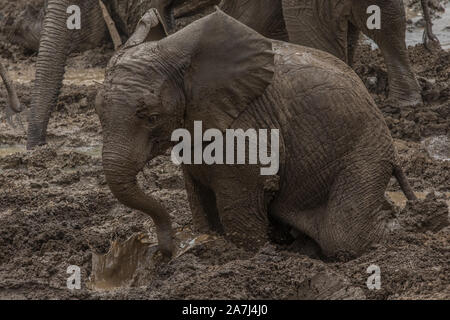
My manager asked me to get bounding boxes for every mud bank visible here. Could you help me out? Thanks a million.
[0,0,449,300]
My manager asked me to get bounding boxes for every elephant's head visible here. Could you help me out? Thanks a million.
[96,10,274,257]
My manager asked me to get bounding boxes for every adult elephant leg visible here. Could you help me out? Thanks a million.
[351,0,422,106]
[281,0,352,62]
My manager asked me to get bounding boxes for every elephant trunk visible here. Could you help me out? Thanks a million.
[0,61,22,113]
[102,143,174,257]
[27,0,71,149]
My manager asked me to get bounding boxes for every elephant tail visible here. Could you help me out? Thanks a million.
[393,165,417,201]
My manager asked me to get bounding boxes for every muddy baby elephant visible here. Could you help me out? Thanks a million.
[96,10,417,258]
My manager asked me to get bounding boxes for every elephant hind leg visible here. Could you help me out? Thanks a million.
[315,159,394,258]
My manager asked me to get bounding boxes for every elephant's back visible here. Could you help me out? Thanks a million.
[270,40,388,147]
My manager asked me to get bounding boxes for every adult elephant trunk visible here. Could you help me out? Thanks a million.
[27,0,71,149]
[102,141,174,257]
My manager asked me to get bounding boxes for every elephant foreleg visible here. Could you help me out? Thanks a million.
[213,173,269,250]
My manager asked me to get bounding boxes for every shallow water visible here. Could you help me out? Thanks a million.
[9,67,105,86]
[0,144,25,157]
[0,144,102,158]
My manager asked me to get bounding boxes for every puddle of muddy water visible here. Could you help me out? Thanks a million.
[69,145,102,158]
[0,144,102,158]
[0,144,26,157]
[9,67,105,86]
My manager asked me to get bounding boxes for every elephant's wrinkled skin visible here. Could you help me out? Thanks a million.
[97,11,417,257]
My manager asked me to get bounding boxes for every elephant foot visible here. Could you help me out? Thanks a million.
[26,129,49,150]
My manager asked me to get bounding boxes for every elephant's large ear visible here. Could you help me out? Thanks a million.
[160,9,275,130]
[123,9,168,50]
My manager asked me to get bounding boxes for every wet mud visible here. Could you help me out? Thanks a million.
[0,0,449,299]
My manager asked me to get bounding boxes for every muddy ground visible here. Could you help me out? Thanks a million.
[0,0,449,300]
